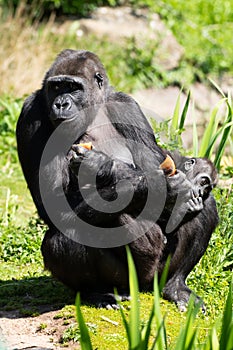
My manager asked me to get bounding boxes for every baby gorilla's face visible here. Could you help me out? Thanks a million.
[183,158,217,199]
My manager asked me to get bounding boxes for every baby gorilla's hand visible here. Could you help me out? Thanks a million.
[187,194,204,212]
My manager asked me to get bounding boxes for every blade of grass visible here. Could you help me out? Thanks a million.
[151,317,167,350]
[202,326,219,350]
[214,96,233,170]
[171,89,182,133]
[219,279,233,350]
[209,78,226,98]
[203,121,233,160]
[198,99,224,157]
[141,307,155,349]
[153,273,167,350]
[209,327,219,350]
[126,246,141,348]
[75,293,93,350]
[159,255,171,295]
[179,90,191,131]
[192,101,199,157]
[114,288,131,345]
[173,296,200,350]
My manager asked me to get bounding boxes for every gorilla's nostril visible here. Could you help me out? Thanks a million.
[62,102,71,109]
[55,99,71,110]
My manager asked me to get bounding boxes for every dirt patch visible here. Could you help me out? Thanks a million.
[0,309,79,350]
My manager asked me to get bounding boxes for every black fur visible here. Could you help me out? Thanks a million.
[16,50,218,309]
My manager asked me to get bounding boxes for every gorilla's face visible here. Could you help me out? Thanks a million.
[44,50,108,126]
[46,75,86,123]
[182,158,218,198]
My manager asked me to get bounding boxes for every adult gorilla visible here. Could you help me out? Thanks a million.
[16,50,218,309]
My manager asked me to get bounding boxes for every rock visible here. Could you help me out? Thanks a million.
[131,83,225,147]
[132,86,186,120]
[78,7,184,70]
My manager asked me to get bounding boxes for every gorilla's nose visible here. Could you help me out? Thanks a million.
[54,96,72,111]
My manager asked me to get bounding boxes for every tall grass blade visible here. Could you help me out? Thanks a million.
[173,296,200,350]
[126,246,141,348]
[153,273,167,350]
[209,327,219,350]
[203,121,233,161]
[171,89,181,133]
[209,78,225,98]
[219,279,233,350]
[151,318,167,350]
[192,102,199,157]
[159,256,171,295]
[198,100,224,158]
[75,293,93,350]
[141,307,155,349]
[114,288,131,344]
[202,327,219,350]
[179,90,191,131]
[214,96,233,170]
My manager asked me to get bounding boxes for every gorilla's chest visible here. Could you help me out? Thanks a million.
[79,108,135,166]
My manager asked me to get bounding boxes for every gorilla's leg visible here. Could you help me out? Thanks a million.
[160,195,218,311]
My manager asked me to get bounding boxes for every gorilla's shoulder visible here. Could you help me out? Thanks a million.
[18,89,48,126]
[108,91,138,105]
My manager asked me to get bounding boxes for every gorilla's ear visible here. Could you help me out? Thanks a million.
[184,158,196,171]
[95,72,104,89]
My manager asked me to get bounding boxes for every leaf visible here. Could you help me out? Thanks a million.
[75,293,93,350]
[171,89,182,133]
[209,78,226,98]
[198,99,224,158]
[219,279,233,350]
[192,102,199,157]
[126,246,141,348]
[153,273,167,350]
[179,90,191,131]
[214,97,233,170]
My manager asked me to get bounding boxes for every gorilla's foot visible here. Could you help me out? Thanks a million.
[162,277,205,313]
[82,292,130,310]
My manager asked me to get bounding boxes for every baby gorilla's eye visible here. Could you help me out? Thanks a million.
[200,176,210,187]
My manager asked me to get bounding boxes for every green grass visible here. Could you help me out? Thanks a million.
[150,0,233,84]
[75,248,233,349]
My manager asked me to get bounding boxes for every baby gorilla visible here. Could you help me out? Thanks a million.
[175,154,217,213]
[159,152,218,311]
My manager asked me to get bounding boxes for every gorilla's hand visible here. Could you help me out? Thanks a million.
[69,144,112,173]
[164,170,196,233]
[187,193,204,213]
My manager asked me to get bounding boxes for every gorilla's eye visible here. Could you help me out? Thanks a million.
[95,72,104,89]
[54,85,59,91]
[200,176,210,187]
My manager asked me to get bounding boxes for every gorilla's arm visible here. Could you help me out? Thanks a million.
[67,147,159,224]
[16,90,56,222]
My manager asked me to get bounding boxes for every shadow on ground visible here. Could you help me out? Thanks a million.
[0,276,75,318]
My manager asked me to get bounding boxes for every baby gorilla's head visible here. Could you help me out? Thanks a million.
[182,157,218,199]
